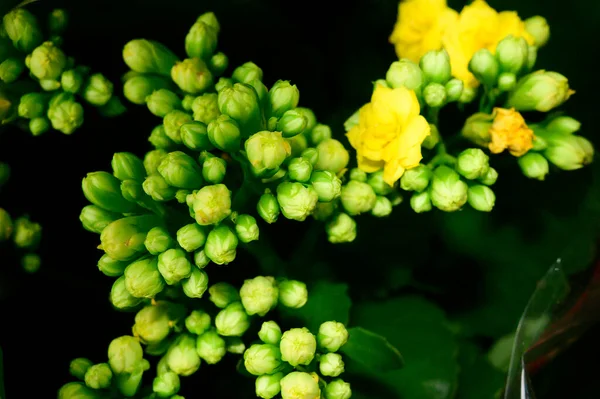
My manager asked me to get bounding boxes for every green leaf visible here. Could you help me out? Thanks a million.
[455,341,505,399]
[340,327,404,373]
[279,281,351,333]
[351,296,459,399]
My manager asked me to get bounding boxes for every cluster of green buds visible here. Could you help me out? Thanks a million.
[1,7,124,135]
[244,320,351,399]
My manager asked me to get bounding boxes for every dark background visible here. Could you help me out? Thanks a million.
[1,0,599,397]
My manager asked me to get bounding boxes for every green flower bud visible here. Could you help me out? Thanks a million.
[181,121,213,151]
[287,134,309,159]
[148,125,175,150]
[429,166,468,212]
[268,80,300,118]
[467,185,496,212]
[108,335,144,375]
[420,49,451,84]
[158,248,193,285]
[132,302,172,345]
[479,167,498,186]
[202,156,227,184]
[215,77,233,92]
[240,276,279,316]
[185,310,211,335]
[218,83,262,135]
[386,59,423,90]
[182,94,196,111]
[256,321,282,346]
[29,42,66,80]
[0,208,13,242]
[468,49,499,87]
[163,110,193,144]
[280,327,316,366]
[144,150,168,175]
[84,363,112,389]
[518,152,549,181]
[459,85,478,104]
[47,93,84,134]
[209,51,229,75]
[232,61,263,84]
[244,344,283,376]
[325,379,352,399]
[206,114,241,151]
[79,205,120,234]
[191,184,232,225]
[277,182,319,221]
[153,371,180,398]
[39,79,61,91]
[400,164,432,192]
[100,214,159,260]
[69,358,93,380]
[307,125,331,147]
[158,151,203,189]
[456,148,490,180]
[255,372,284,399]
[257,190,280,224]
[0,57,25,83]
[115,361,145,397]
[82,73,113,106]
[311,201,337,221]
[340,180,377,215]
[445,78,464,102]
[110,276,143,310]
[182,267,209,298]
[28,117,49,136]
[12,216,41,249]
[194,249,210,268]
[371,196,393,217]
[143,174,177,201]
[60,68,85,95]
[319,353,345,377]
[325,213,356,244]
[423,82,447,108]
[506,71,573,112]
[246,131,291,176]
[280,372,321,399]
[123,39,179,76]
[541,132,594,170]
[277,109,308,138]
[58,382,98,399]
[166,334,201,376]
[3,9,42,53]
[496,35,529,75]
[410,191,433,213]
[18,93,46,119]
[525,16,550,47]
[21,253,41,274]
[124,256,165,298]
[112,152,146,182]
[545,116,581,135]
[348,168,366,183]
[124,75,172,105]
[48,8,68,33]
[286,157,312,183]
[98,254,128,277]
[314,139,350,173]
[215,301,250,336]
[185,21,218,60]
[318,321,349,353]
[366,170,394,195]
[278,279,308,309]
[235,214,259,243]
[209,282,240,308]
[526,45,538,72]
[147,89,181,118]
[196,329,227,364]
[176,224,206,252]
[171,58,213,94]
[498,72,517,92]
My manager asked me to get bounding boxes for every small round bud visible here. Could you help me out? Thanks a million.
[143,174,177,201]
[245,131,291,177]
[326,213,357,244]
[445,78,464,102]
[543,134,594,170]
[3,9,43,53]
[278,280,308,309]
[146,89,181,118]
[240,276,279,316]
[196,329,227,364]
[21,253,41,274]
[268,80,300,118]
[177,223,208,252]
[112,152,146,183]
[153,371,180,397]
[98,254,128,277]
[110,276,143,310]
[479,167,498,186]
[0,57,25,83]
[148,124,175,150]
[82,73,113,106]
[371,196,393,217]
[429,166,469,212]
[400,164,432,192]
[158,248,193,285]
[456,148,490,180]
[158,151,203,189]
[319,353,345,377]
[349,168,367,182]
[367,170,394,196]
[410,191,433,213]
[255,372,284,399]
[124,75,173,105]
[232,61,263,84]
[12,216,41,250]
[420,49,451,84]
[191,184,232,225]
[215,301,250,337]
[69,358,93,380]
[386,59,423,90]
[496,35,529,75]
[498,72,517,92]
[277,109,308,138]
[280,327,316,366]
[171,58,213,94]
[209,51,228,75]
[108,335,144,375]
[506,71,573,112]
[30,118,50,138]
[181,268,209,299]
[276,182,319,222]
[235,214,260,243]
[124,257,165,298]
[259,321,283,345]
[518,152,549,181]
[207,114,242,152]
[423,82,447,108]
[286,157,312,183]
[204,225,238,265]
[18,93,46,119]
[325,379,352,399]
[280,372,321,399]
[185,19,218,59]
[209,282,240,308]
[47,93,84,134]
[310,170,342,202]
[218,83,262,135]
[257,190,280,224]
[201,156,226,184]
[84,363,112,389]
[166,334,201,376]
[194,249,210,268]
[132,302,172,344]
[545,116,581,135]
[318,321,349,353]
[314,139,350,173]
[29,41,67,80]
[185,310,211,335]
[468,49,499,87]
[244,344,283,376]
[467,185,496,212]
[525,16,550,48]
[181,121,213,151]
[123,39,179,76]
[340,180,377,215]
[79,205,120,234]
[310,124,332,146]
[163,110,194,144]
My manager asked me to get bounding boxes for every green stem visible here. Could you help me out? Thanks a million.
[426,106,440,126]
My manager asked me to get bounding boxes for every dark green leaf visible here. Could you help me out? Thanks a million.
[340,327,404,373]
[279,281,351,333]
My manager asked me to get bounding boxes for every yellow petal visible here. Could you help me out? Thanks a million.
[382,115,430,165]
[357,156,384,173]
[372,86,421,128]
[346,126,360,150]
[383,160,405,186]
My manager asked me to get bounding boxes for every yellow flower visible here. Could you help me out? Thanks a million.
[346,86,430,186]
[389,0,458,63]
[488,108,534,157]
[442,0,534,88]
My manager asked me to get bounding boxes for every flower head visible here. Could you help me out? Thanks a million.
[389,0,458,63]
[346,86,430,186]
[488,108,534,157]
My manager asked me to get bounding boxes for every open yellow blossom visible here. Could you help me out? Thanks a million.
[389,0,458,63]
[488,108,534,157]
[442,0,534,88]
[346,86,430,186]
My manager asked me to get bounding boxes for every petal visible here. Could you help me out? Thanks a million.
[357,156,384,173]
[372,87,421,128]
[383,160,405,186]
[346,126,360,150]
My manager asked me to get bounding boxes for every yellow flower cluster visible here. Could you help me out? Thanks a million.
[389,0,534,88]
[346,86,430,186]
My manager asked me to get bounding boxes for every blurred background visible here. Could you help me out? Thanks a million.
[1,0,599,397]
